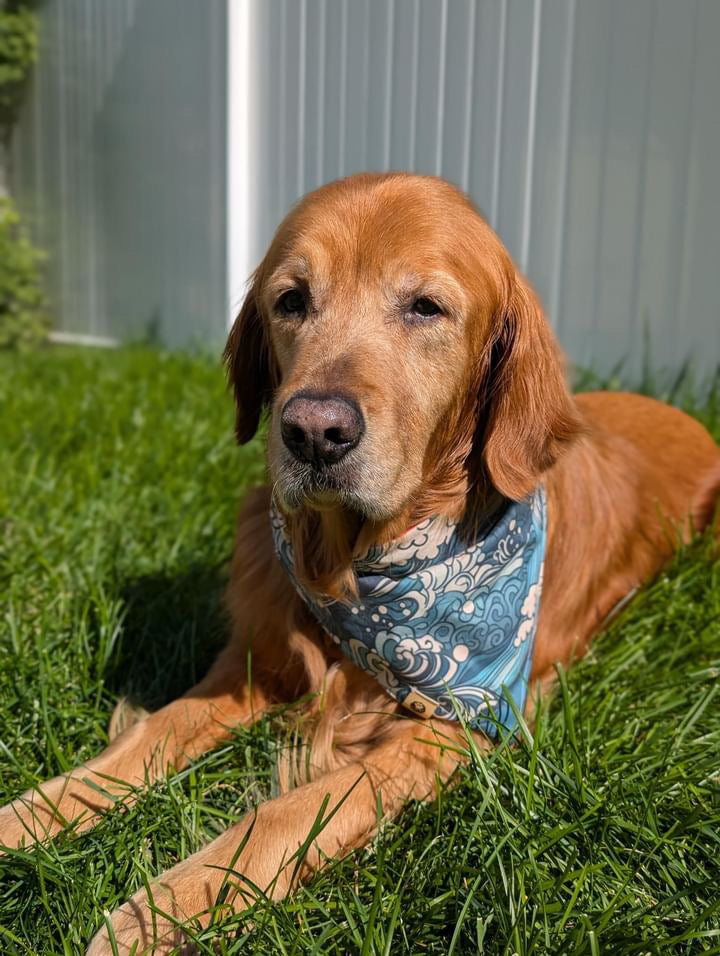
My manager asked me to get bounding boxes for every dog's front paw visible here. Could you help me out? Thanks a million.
[86,820,261,954]
[0,799,30,851]
[0,771,122,851]
[0,790,62,850]
[86,872,213,956]
[87,886,182,955]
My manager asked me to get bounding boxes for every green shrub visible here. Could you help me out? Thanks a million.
[0,4,45,348]
[0,196,47,349]
[0,3,37,138]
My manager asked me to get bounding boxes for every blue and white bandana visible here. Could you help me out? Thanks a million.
[271,489,546,737]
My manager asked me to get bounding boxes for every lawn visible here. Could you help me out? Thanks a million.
[0,347,719,955]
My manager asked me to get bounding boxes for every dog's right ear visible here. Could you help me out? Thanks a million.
[473,272,582,500]
[223,275,275,444]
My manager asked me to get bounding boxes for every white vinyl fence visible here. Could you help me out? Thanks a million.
[11,0,227,347]
[11,0,720,378]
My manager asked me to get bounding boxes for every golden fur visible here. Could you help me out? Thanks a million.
[1,174,718,955]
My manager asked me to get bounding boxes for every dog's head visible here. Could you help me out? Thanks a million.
[225,174,580,525]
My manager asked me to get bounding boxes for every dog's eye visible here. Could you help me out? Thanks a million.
[410,297,441,318]
[277,289,306,316]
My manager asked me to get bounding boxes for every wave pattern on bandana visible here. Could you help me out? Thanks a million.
[271,489,546,738]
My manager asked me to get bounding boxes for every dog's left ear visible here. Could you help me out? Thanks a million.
[479,273,582,500]
[223,274,276,444]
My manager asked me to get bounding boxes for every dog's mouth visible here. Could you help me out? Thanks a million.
[275,456,363,512]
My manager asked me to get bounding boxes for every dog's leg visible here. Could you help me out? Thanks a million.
[0,488,313,850]
[86,718,476,955]
[0,644,269,849]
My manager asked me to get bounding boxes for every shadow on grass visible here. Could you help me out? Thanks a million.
[103,563,230,711]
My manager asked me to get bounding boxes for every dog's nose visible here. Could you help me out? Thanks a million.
[281,394,364,465]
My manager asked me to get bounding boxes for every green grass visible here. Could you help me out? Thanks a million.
[0,347,719,955]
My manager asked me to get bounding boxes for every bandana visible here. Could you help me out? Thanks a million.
[271,488,546,737]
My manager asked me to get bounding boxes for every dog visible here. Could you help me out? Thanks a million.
[2,174,719,954]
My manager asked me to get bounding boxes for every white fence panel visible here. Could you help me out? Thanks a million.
[251,0,720,379]
[11,0,720,377]
[11,0,227,346]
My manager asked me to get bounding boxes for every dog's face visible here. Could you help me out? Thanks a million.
[226,174,579,520]
[261,176,503,520]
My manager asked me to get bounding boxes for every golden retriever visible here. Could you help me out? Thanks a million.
[2,174,719,954]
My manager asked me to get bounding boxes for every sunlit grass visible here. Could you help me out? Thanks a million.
[0,347,718,954]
